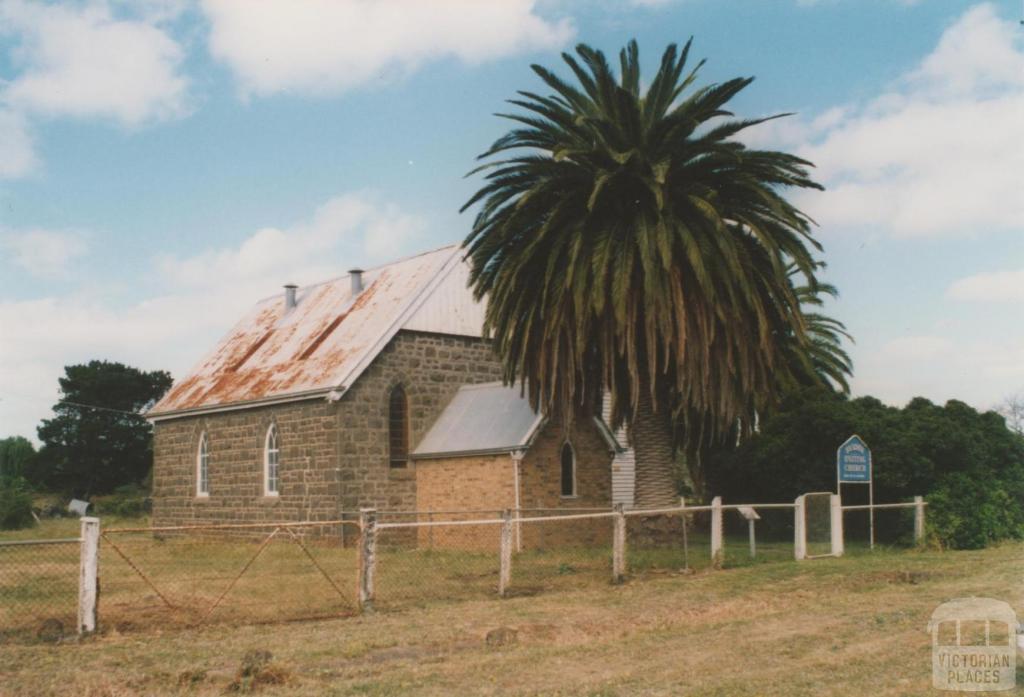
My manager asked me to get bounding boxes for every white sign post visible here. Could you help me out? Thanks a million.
[837,435,873,550]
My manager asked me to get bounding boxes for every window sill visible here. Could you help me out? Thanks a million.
[389,466,415,481]
[195,494,210,502]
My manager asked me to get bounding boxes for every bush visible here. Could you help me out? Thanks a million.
[927,474,1024,549]
[706,388,1024,550]
[0,477,36,530]
[92,483,151,518]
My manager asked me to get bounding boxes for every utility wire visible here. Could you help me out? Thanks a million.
[0,394,147,418]
[56,400,148,417]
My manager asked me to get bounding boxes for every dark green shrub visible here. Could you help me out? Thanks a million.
[0,477,36,530]
[927,474,1024,549]
[93,483,151,518]
[705,388,1024,550]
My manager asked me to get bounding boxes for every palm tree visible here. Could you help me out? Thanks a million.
[785,268,854,394]
[682,269,853,495]
[462,40,831,507]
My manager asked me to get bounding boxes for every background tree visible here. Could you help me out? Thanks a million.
[997,392,1024,437]
[705,387,1024,549]
[26,361,172,497]
[0,436,36,479]
[462,39,838,506]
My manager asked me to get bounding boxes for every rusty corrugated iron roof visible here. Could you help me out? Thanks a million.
[148,244,464,418]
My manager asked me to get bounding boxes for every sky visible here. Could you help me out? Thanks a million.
[0,0,1021,441]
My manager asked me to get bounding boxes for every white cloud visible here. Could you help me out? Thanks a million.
[157,192,425,288]
[747,3,1024,238]
[0,108,37,178]
[852,333,1024,409]
[201,0,574,97]
[0,192,428,440]
[0,0,191,126]
[947,269,1024,303]
[1,229,88,278]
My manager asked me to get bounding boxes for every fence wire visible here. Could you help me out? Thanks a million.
[843,504,918,553]
[99,522,360,630]
[721,506,795,567]
[511,514,614,596]
[0,539,80,642]
[626,509,702,574]
[375,521,501,609]
[1,497,924,639]
[804,494,834,558]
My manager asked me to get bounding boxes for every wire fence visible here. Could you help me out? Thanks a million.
[843,502,921,553]
[375,519,502,609]
[720,505,797,567]
[99,521,361,631]
[0,495,926,641]
[512,513,615,596]
[0,538,81,642]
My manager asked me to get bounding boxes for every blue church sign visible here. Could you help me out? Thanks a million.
[837,435,872,483]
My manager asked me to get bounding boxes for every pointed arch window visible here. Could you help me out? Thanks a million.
[560,441,577,498]
[264,424,280,496]
[389,385,409,469]
[196,432,209,497]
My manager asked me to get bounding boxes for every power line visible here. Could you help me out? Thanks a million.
[0,394,147,418]
[56,400,148,418]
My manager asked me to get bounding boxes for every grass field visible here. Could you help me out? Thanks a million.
[1,535,1020,696]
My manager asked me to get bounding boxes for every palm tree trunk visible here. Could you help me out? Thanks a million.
[632,390,677,509]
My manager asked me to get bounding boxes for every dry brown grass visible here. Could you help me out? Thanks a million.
[1,541,1022,696]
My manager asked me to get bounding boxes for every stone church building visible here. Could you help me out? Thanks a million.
[147,245,635,530]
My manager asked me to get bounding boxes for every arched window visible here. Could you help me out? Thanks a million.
[196,432,209,497]
[560,441,576,498]
[389,385,409,468]
[264,424,280,496]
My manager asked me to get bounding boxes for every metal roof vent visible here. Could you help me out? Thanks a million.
[349,268,364,295]
[284,284,298,312]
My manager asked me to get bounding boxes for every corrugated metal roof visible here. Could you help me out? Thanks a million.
[411,382,544,459]
[404,257,488,337]
[149,245,466,417]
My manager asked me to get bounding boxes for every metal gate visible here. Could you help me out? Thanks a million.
[795,492,842,559]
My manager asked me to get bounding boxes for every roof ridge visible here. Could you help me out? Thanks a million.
[253,242,462,304]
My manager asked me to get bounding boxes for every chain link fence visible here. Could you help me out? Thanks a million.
[374,518,502,609]
[0,538,81,642]
[720,505,796,566]
[511,512,615,596]
[625,507,700,573]
[0,495,926,640]
[99,521,361,631]
[843,500,922,553]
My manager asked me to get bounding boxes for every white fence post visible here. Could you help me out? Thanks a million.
[710,496,723,568]
[680,497,690,570]
[499,509,513,597]
[914,496,925,545]
[612,503,626,583]
[748,518,756,559]
[794,495,806,561]
[78,516,100,634]
[358,508,377,612]
[830,494,844,557]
